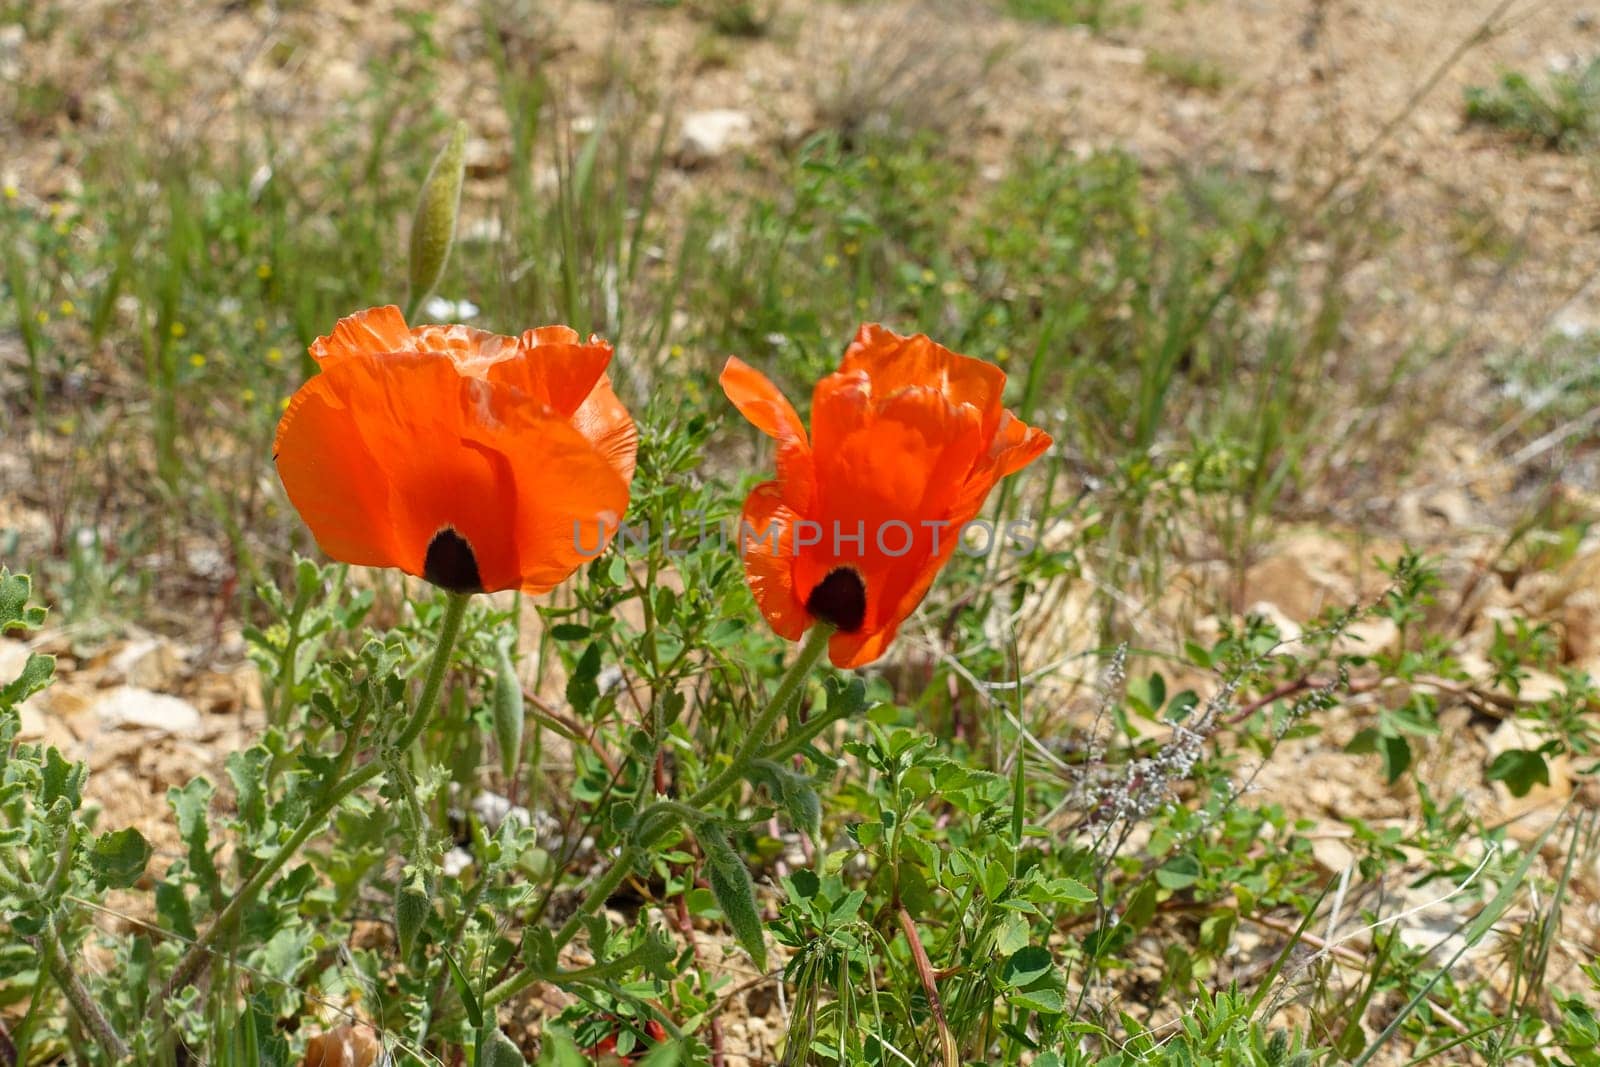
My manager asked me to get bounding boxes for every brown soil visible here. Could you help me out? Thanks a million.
[5,1,1600,1064]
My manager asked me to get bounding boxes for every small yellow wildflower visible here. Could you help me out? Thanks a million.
[920,268,937,284]
[855,297,868,312]
[843,241,859,256]
[189,353,207,369]
[257,262,272,280]
[58,300,76,317]
[170,322,187,339]
[823,254,839,270]
[669,344,684,359]
[266,347,284,364]
[995,345,1011,362]
[2,184,17,200]
[34,310,48,326]
[240,388,256,405]
[254,317,267,333]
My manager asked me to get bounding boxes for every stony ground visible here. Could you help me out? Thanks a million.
[5,1,1600,1063]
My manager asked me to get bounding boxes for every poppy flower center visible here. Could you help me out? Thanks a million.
[805,567,867,633]
[423,527,484,593]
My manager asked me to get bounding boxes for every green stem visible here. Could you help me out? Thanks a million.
[45,918,130,1062]
[687,624,834,809]
[149,593,470,1021]
[481,624,834,1013]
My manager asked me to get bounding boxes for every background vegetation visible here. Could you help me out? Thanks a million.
[2,0,1598,1064]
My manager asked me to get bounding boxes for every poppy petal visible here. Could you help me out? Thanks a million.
[488,335,616,419]
[571,374,640,485]
[409,323,522,375]
[738,482,810,642]
[721,357,809,446]
[501,416,632,594]
[273,369,408,572]
[828,626,898,670]
[310,305,414,364]
[276,353,629,594]
[841,324,1006,435]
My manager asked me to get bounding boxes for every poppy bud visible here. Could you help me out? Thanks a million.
[407,121,468,312]
[395,866,432,960]
[492,635,525,783]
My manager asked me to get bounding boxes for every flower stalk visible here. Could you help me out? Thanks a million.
[150,594,470,1023]
[480,623,834,1012]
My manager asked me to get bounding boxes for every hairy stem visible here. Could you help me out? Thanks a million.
[480,624,834,1013]
[149,593,469,1020]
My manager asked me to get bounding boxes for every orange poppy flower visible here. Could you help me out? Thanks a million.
[274,305,637,595]
[721,324,1051,668]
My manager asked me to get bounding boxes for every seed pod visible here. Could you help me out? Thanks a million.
[492,636,524,783]
[395,867,432,960]
[407,121,468,311]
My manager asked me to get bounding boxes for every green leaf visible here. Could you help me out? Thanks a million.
[88,827,152,889]
[1486,748,1549,797]
[480,1027,526,1067]
[534,1031,586,1067]
[443,948,483,1029]
[1001,945,1054,987]
[0,652,53,707]
[0,571,46,633]
[696,824,767,972]
[1156,854,1201,890]
[226,746,271,831]
[493,636,525,782]
[41,747,83,809]
[633,1040,682,1067]
[169,777,221,897]
[566,643,602,718]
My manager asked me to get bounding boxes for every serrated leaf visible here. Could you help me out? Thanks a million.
[226,746,271,831]
[41,747,82,809]
[1,652,53,707]
[0,571,46,632]
[169,777,221,897]
[88,827,151,889]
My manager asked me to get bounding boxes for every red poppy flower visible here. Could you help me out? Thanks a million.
[583,1018,669,1065]
[274,306,636,594]
[721,324,1051,668]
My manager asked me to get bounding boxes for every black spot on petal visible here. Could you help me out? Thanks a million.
[423,528,483,594]
[805,567,867,633]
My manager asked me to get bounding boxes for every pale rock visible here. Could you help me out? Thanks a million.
[676,109,756,166]
[1331,615,1400,658]
[1310,835,1357,875]
[442,847,472,878]
[463,137,508,178]
[107,638,180,690]
[94,687,202,736]
[1245,600,1302,643]
[471,791,531,833]
[0,639,30,682]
